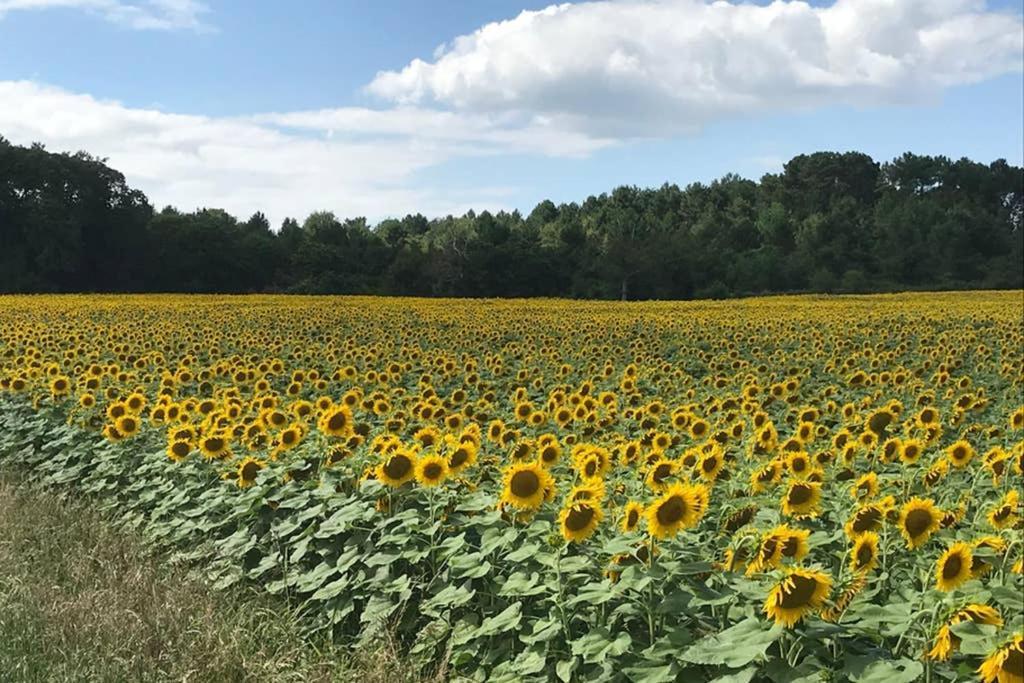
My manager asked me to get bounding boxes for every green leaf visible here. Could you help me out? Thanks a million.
[556,657,579,683]
[570,628,632,664]
[475,602,522,638]
[846,658,923,683]
[623,663,678,682]
[681,618,783,668]
[709,667,757,683]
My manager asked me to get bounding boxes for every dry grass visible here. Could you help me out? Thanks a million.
[0,475,442,683]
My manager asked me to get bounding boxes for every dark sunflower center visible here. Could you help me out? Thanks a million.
[656,495,687,526]
[327,412,347,431]
[510,470,540,498]
[172,442,189,457]
[423,462,444,480]
[853,507,882,532]
[782,536,800,557]
[283,431,296,445]
[655,463,673,480]
[788,484,813,505]
[383,455,412,479]
[451,449,469,467]
[760,537,779,562]
[993,506,1011,521]
[205,438,224,451]
[942,554,963,580]
[952,447,967,461]
[701,457,717,473]
[792,458,806,472]
[1003,646,1024,677]
[241,462,260,480]
[779,574,819,609]
[855,542,874,567]
[627,509,639,527]
[758,467,775,482]
[904,508,933,537]
[565,505,595,531]
[868,412,891,434]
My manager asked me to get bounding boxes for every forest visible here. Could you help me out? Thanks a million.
[1,135,1021,299]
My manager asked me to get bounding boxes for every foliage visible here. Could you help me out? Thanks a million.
[0,292,1022,682]
[2,138,1022,297]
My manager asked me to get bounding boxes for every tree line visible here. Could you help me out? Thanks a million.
[1,135,1021,298]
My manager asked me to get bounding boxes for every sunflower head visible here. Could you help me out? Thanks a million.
[850,532,880,574]
[899,497,941,549]
[781,481,821,518]
[501,461,553,511]
[646,482,705,539]
[377,449,417,487]
[935,542,974,592]
[763,568,833,628]
[620,501,644,533]
[415,453,449,488]
[559,500,603,543]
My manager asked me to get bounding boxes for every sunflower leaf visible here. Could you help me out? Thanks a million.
[680,618,783,667]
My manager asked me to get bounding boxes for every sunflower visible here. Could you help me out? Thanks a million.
[318,405,354,437]
[414,453,449,488]
[928,604,1004,661]
[935,542,973,592]
[697,450,725,481]
[199,433,231,459]
[746,534,783,575]
[237,456,265,488]
[538,441,562,467]
[166,439,191,462]
[776,525,810,562]
[646,482,705,539]
[750,461,781,493]
[899,438,924,465]
[620,501,644,533]
[763,568,832,628]
[845,503,884,538]
[988,490,1020,530]
[377,449,417,487]
[559,501,602,542]
[447,440,478,474]
[645,457,677,492]
[978,632,1023,683]
[501,461,553,511]
[114,414,140,438]
[850,532,880,573]
[1005,406,1024,431]
[899,497,942,549]
[946,439,975,468]
[786,451,812,478]
[851,471,878,500]
[781,481,821,518]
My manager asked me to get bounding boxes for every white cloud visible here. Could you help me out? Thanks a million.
[0,0,212,32]
[368,0,1023,137]
[2,1,1021,226]
[0,80,597,225]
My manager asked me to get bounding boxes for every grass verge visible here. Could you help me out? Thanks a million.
[0,473,440,683]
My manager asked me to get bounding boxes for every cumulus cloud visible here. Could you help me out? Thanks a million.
[0,81,598,224]
[2,1,1021,224]
[0,0,212,31]
[368,0,1024,137]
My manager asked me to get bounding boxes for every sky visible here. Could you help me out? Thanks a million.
[0,0,1022,227]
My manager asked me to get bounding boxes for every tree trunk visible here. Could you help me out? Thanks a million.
[620,276,629,301]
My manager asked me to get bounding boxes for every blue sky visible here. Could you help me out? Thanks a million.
[1,0,1021,225]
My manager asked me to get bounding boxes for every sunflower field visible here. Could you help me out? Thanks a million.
[1,292,1022,683]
